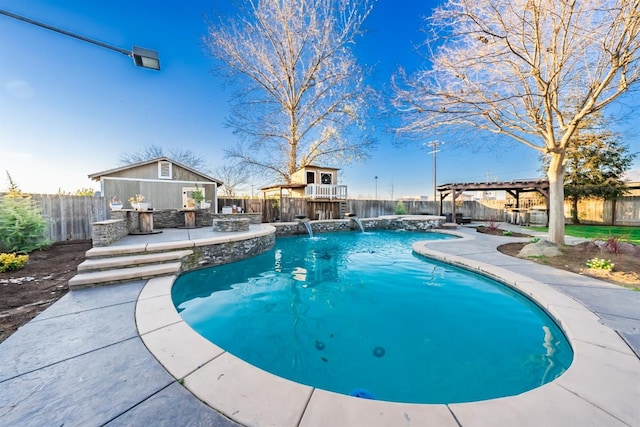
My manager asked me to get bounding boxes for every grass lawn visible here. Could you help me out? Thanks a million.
[529,225,640,245]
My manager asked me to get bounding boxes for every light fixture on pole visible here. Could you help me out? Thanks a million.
[427,140,443,215]
[374,175,378,200]
[0,9,160,70]
[131,46,160,70]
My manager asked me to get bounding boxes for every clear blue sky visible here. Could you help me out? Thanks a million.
[1,0,639,199]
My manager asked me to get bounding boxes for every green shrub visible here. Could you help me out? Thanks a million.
[0,195,50,253]
[585,257,614,271]
[503,230,513,236]
[0,252,29,272]
[395,201,407,215]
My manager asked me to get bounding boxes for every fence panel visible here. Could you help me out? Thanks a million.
[616,196,640,226]
[11,194,108,243]
[34,195,108,242]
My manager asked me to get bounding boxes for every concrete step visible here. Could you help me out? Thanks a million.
[85,240,197,258]
[69,262,182,290]
[77,250,193,273]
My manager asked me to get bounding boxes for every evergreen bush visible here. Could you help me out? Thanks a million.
[0,195,50,253]
[395,201,407,215]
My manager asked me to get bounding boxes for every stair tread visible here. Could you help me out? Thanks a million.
[69,262,181,288]
[77,250,193,272]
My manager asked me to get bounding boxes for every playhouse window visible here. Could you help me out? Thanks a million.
[306,171,315,184]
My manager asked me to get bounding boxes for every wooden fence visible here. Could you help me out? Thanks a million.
[191,196,640,226]
[572,196,640,226]
[219,198,537,222]
[0,194,108,243]
[37,195,108,242]
[3,194,637,244]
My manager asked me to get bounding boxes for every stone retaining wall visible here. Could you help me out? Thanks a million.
[272,216,445,237]
[212,213,262,225]
[112,210,262,229]
[185,232,276,270]
[212,218,250,232]
[94,213,444,246]
[91,219,128,247]
[109,210,140,234]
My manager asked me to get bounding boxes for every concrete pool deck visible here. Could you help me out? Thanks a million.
[1,223,639,426]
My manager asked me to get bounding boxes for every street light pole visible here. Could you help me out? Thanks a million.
[0,9,160,70]
[427,140,442,215]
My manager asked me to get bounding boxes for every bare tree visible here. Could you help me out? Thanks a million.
[206,0,377,183]
[119,144,210,172]
[393,0,640,244]
[214,162,252,197]
[541,112,636,224]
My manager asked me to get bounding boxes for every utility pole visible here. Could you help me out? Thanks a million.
[374,176,378,200]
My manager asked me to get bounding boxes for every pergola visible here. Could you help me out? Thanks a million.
[437,179,550,221]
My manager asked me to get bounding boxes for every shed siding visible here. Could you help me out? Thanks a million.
[107,163,158,180]
[172,167,206,182]
[96,160,219,210]
[102,162,208,182]
[104,179,216,210]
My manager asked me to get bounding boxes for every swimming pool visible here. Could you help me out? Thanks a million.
[172,231,573,404]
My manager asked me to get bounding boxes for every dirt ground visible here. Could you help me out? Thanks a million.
[475,226,640,289]
[0,240,92,343]
[1,228,639,344]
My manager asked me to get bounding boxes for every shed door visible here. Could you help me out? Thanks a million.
[182,187,205,208]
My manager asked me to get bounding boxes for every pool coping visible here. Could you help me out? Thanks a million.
[136,228,640,427]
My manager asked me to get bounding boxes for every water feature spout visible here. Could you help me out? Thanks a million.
[296,215,314,237]
[301,221,314,238]
[345,213,365,232]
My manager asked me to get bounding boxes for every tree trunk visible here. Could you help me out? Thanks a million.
[611,198,617,226]
[547,154,566,245]
[571,198,580,224]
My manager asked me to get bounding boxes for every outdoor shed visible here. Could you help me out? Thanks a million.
[89,157,222,212]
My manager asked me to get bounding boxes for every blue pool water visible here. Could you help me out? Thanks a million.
[172,231,573,404]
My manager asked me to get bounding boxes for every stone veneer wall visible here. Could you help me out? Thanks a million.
[109,210,140,233]
[114,210,262,229]
[95,213,443,246]
[183,232,276,270]
[91,219,128,247]
[272,216,445,237]
[212,218,250,232]
[212,213,262,225]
